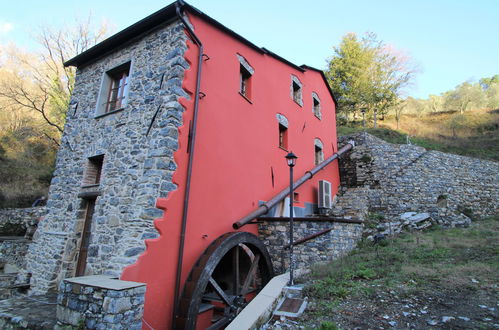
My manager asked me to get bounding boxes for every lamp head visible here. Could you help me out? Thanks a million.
[285,152,297,167]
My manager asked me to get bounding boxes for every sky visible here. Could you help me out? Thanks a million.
[1,0,498,99]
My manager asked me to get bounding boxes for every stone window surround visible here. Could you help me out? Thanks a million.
[290,75,303,107]
[314,138,324,165]
[237,53,254,102]
[95,59,134,118]
[312,92,322,120]
[276,113,289,151]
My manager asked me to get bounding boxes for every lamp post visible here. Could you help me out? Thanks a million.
[285,152,297,286]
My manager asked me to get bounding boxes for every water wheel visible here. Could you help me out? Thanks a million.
[175,231,274,329]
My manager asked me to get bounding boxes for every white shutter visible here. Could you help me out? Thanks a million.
[318,180,332,209]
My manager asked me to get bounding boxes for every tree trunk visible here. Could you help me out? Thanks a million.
[373,109,378,128]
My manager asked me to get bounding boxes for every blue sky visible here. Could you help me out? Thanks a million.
[1,0,498,99]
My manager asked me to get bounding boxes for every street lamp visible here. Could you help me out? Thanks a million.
[285,152,297,285]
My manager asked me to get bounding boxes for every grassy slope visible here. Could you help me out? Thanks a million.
[300,216,498,329]
[338,109,499,161]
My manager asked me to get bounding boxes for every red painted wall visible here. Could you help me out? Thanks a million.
[122,12,340,329]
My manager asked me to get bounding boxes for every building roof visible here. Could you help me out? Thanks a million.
[64,0,337,106]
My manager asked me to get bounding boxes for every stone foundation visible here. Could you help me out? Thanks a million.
[259,220,363,273]
[56,275,146,329]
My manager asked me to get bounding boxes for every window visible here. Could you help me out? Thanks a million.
[276,114,289,150]
[290,75,303,106]
[279,124,288,150]
[240,65,252,98]
[96,61,131,116]
[314,138,324,165]
[312,92,322,119]
[82,155,104,186]
[237,54,254,101]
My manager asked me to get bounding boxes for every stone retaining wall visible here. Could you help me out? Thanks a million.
[0,207,45,237]
[0,238,30,274]
[259,220,363,273]
[336,133,499,237]
[56,275,146,329]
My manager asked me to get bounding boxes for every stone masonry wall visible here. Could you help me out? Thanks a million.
[336,133,498,236]
[25,20,189,294]
[0,207,46,237]
[57,275,145,329]
[0,208,45,278]
[259,220,363,273]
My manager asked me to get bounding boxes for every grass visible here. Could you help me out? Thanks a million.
[304,215,498,312]
[338,109,499,161]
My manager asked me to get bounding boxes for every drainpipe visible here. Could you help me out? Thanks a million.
[173,0,204,324]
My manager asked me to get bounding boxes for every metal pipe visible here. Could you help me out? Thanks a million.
[233,141,355,229]
[258,216,363,224]
[284,226,334,249]
[173,0,204,324]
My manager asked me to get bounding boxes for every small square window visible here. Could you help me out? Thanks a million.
[240,65,252,99]
[82,155,104,186]
[279,124,288,150]
[96,62,131,116]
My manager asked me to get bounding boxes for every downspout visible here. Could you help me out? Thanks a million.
[173,0,204,324]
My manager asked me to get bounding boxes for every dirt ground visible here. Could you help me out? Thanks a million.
[266,282,498,329]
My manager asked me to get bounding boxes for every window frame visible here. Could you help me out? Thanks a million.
[95,61,132,118]
[314,138,324,165]
[237,54,254,102]
[290,75,303,107]
[276,113,289,151]
[312,92,322,119]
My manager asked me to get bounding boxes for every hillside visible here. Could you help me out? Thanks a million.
[338,109,499,161]
[297,216,498,329]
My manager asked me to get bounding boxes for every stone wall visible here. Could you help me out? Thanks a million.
[56,275,145,329]
[0,207,45,237]
[0,238,30,275]
[336,133,499,237]
[259,220,363,273]
[0,208,45,285]
[25,19,189,294]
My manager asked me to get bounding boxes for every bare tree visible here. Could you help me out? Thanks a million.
[0,17,109,146]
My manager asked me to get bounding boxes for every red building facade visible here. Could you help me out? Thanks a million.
[32,1,342,329]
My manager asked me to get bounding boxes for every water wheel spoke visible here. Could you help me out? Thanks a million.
[206,316,231,330]
[209,277,235,308]
[176,232,274,330]
[233,244,240,295]
[241,254,260,295]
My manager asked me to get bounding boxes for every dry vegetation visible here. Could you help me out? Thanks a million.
[299,216,498,329]
[339,108,499,161]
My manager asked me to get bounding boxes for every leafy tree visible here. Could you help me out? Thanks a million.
[443,82,485,114]
[326,32,416,127]
[479,75,499,90]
